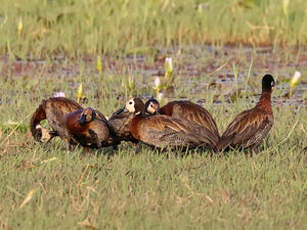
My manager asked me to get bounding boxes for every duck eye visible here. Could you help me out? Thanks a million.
[129,101,133,105]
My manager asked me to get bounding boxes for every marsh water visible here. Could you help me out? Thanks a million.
[0,46,306,108]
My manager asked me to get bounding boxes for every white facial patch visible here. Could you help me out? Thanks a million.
[147,102,156,114]
[41,128,52,141]
[126,99,135,112]
[36,125,52,142]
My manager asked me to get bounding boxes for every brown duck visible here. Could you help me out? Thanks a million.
[145,99,220,140]
[30,97,82,143]
[108,106,137,143]
[64,107,119,148]
[125,97,218,150]
[217,74,275,152]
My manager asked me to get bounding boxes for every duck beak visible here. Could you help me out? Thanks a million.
[78,114,86,125]
[116,106,125,115]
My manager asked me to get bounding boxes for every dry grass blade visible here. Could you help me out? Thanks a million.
[300,123,307,136]
[78,218,98,230]
[40,157,57,164]
[208,61,229,76]
[19,189,36,209]
[0,113,32,146]
[265,119,299,154]
[77,164,90,187]
[277,119,299,146]
[180,175,214,204]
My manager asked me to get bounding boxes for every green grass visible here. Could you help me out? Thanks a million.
[0,60,306,229]
[0,0,307,57]
[0,144,306,229]
[0,1,306,227]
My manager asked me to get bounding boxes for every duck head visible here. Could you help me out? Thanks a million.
[78,107,96,125]
[262,74,275,93]
[125,97,145,115]
[145,98,160,115]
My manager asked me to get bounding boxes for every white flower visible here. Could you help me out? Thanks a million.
[128,75,134,85]
[157,92,164,101]
[53,91,65,97]
[290,71,301,88]
[283,0,289,16]
[165,57,173,72]
[154,77,161,88]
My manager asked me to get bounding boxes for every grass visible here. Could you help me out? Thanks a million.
[0,0,307,57]
[0,144,306,229]
[0,1,306,228]
[0,57,306,229]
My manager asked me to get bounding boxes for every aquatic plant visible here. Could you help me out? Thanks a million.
[289,71,302,97]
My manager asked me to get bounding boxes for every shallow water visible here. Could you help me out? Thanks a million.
[0,46,306,108]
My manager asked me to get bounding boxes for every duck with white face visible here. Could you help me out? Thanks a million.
[144,98,220,141]
[107,105,137,143]
[30,97,83,144]
[144,98,160,115]
[124,97,219,151]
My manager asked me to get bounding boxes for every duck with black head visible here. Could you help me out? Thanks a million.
[65,107,119,149]
[125,97,219,150]
[217,74,275,153]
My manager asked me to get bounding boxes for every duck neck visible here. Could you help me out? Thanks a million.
[130,113,144,139]
[131,112,145,124]
[256,90,272,113]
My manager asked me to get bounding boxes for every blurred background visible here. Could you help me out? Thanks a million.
[0,0,306,56]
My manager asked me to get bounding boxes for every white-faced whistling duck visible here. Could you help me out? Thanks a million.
[126,97,218,150]
[145,98,220,142]
[108,106,138,143]
[30,97,82,142]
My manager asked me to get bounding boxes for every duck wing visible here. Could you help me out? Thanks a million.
[141,115,216,149]
[218,109,273,150]
[93,109,108,123]
[171,102,220,137]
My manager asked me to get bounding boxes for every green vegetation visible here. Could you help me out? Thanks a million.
[0,0,307,57]
[0,0,306,229]
[0,61,306,229]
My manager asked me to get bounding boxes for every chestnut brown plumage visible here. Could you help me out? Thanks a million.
[217,74,275,152]
[145,99,220,140]
[30,97,82,142]
[126,98,218,150]
[108,106,137,143]
[65,107,119,148]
